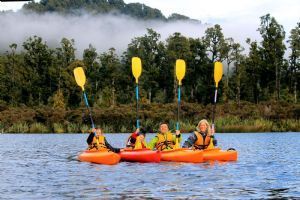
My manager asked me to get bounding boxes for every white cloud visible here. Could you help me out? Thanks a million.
[124,0,299,33]
[0,1,27,11]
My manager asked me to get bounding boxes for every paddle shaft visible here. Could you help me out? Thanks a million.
[135,84,140,128]
[212,87,218,131]
[176,85,181,130]
[83,91,95,129]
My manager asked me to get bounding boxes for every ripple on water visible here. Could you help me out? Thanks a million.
[0,133,300,199]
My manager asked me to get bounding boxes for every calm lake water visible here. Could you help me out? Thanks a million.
[0,132,299,199]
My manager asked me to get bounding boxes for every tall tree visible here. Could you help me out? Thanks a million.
[287,22,300,103]
[166,32,191,102]
[3,44,24,105]
[50,38,76,107]
[23,36,53,106]
[245,39,262,103]
[258,14,286,101]
[99,48,122,106]
[187,38,211,103]
[203,24,226,62]
[222,38,234,102]
[125,29,168,103]
[231,42,245,107]
[83,44,101,104]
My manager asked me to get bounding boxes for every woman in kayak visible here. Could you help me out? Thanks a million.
[126,128,147,149]
[182,119,217,150]
[148,122,181,151]
[86,128,120,153]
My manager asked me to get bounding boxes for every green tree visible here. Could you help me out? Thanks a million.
[83,44,101,104]
[203,24,226,62]
[222,38,234,102]
[99,48,122,106]
[49,38,76,107]
[23,36,53,106]
[3,44,25,106]
[287,22,300,103]
[125,29,168,103]
[230,42,244,106]
[258,14,286,101]
[186,38,211,103]
[166,32,191,102]
[245,39,262,103]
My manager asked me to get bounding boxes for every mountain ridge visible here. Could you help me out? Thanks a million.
[21,0,201,23]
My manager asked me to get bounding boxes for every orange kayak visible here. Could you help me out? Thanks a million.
[161,148,203,163]
[78,150,121,165]
[120,148,161,163]
[203,148,238,161]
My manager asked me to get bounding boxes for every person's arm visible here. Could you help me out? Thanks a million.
[104,138,120,153]
[86,132,94,145]
[147,136,158,150]
[182,133,197,148]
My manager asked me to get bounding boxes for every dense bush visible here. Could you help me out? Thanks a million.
[0,101,299,133]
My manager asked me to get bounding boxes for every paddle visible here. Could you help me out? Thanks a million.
[132,57,142,129]
[174,59,186,149]
[73,67,95,134]
[209,61,223,149]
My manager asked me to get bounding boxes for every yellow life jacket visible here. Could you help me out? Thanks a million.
[88,135,108,151]
[194,131,212,150]
[155,132,174,151]
[134,135,147,150]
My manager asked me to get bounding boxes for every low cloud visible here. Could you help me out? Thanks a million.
[2,11,293,58]
[1,12,209,57]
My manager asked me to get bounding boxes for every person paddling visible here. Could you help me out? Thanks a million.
[86,128,120,153]
[182,119,217,150]
[126,128,147,149]
[148,122,181,151]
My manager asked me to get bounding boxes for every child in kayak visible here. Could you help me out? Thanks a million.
[86,128,120,153]
[148,122,181,151]
[182,119,217,150]
[126,128,147,149]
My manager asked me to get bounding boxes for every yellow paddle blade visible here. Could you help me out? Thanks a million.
[176,59,186,85]
[73,67,86,91]
[132,57,142,83]
[214,62,223,88]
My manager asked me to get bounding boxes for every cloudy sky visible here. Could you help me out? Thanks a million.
[0,0,299,56]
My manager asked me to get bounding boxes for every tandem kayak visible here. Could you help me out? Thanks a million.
[203,148,238,161]
[161,148,203,163]
[78,150,121,165]
[120,148,161,163]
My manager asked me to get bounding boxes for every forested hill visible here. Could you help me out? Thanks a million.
[22,0,198,22]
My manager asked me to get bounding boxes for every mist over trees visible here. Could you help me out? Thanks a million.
[0,14,299,109]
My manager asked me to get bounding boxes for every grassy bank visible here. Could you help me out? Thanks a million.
[0,101,299,133]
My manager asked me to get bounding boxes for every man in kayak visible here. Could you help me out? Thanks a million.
[126,128,147,149]
[86,128,120,153]
[148,122,181,151]
[182,119,217,150]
